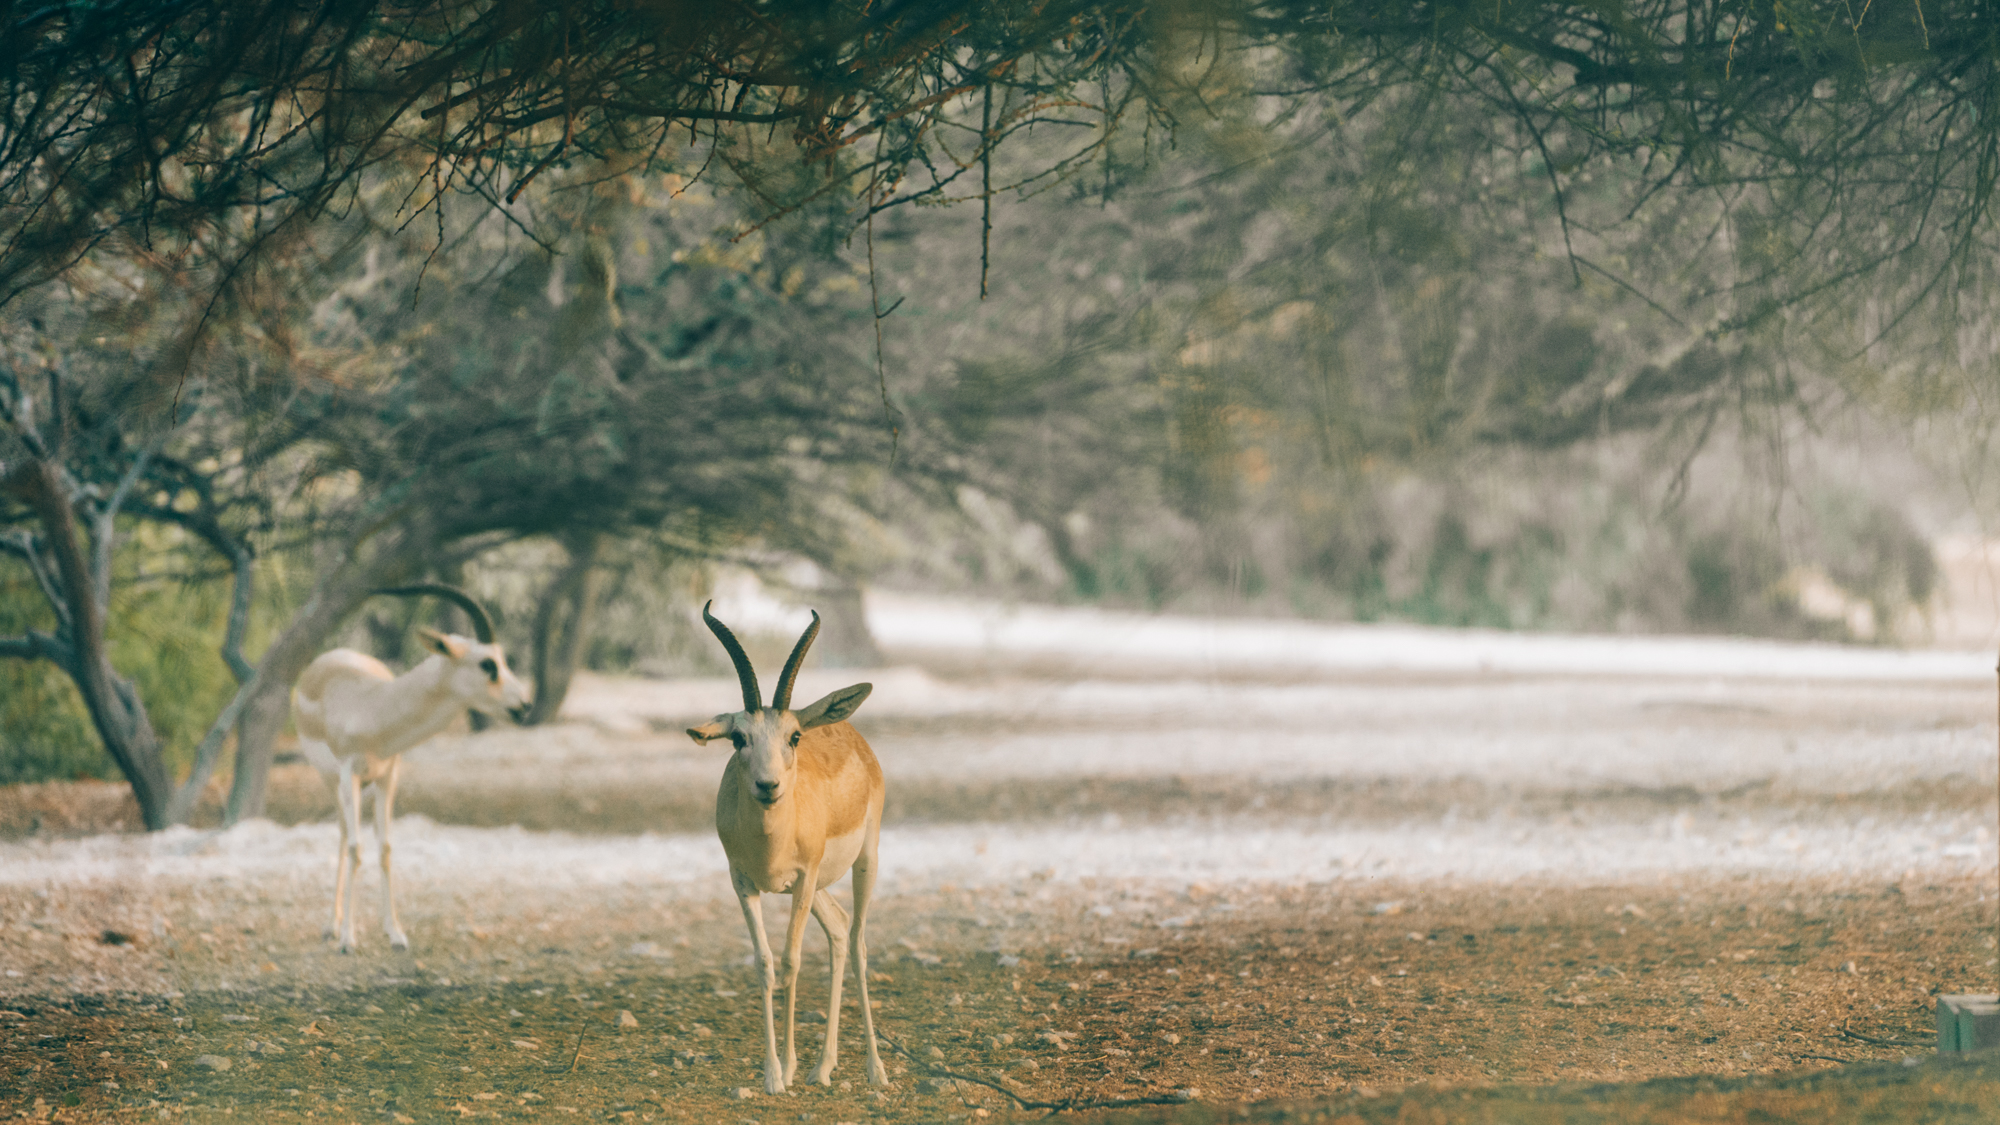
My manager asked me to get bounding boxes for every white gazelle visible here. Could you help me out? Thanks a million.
[293,584,530,951]
[687,603,889,1094]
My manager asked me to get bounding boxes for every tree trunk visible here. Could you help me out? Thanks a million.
[1040,514,1101,599]
[224,685,290,823]
[810,575,884,669]
[76,668,173,828]
[525,531,603,725]
[2,460,175,828]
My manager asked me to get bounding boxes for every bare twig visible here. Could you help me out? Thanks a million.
[864,178,900,466]
[980,82,992,299]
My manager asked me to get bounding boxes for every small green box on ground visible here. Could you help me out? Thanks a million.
[1937,995,2000,1053]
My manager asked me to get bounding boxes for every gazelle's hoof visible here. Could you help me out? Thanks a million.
[866,1059,890,1086]
[388,933,409,951]
[810,1061,836,1086]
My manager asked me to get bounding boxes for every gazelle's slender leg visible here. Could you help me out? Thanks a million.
[849,830,888,1085]
[779,863,820,1088]
[808,890,852,1085]
[375,757,410,950]
[329,766,352,939]
[333,762,365,951]
[734,869,785,1094]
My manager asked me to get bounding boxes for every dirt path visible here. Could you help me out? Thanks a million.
[3,610,1999,1121]
[2,872,1994,1122]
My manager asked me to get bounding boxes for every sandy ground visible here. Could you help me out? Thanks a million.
[3,601,2000,1121]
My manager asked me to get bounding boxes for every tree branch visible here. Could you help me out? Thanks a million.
[1,528,70,634]
[125,465,258,684]
[0,629,76,671]
[5,384,50,460]
[166,673,255,825]
[91,448,152,613]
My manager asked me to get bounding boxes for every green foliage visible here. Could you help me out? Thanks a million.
[105,575,240,784]
[0,541,246,787]
[0,574,104,784]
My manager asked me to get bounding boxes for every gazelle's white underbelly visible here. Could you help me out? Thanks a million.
[817,826,865,889]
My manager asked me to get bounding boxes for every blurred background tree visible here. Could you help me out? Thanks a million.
[4,1,1998,824]
[866,79,1944,636]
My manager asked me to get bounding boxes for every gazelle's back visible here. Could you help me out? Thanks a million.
[796,722,882,839]
[292,649,394,749]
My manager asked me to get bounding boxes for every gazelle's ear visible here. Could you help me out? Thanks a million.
[686,717,732,745]
[419,627,466,658]
[796,683,872,730]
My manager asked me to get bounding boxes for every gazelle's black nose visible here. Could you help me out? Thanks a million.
[755,779,780,802]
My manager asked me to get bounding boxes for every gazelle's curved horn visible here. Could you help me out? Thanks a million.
[373,584,496,643]
[702,601,762,713]
[772,610,821,712]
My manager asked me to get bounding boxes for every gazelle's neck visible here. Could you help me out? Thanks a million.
[740,784,795,833]
[726,780,805,878]
[361,656,467,755]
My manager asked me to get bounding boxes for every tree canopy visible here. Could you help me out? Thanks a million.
[5,0,1996,321]
[3,0,1994,828]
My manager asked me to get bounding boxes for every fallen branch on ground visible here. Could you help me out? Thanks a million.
[1840,1021,1931,1048]
[879,1031,1194,1115]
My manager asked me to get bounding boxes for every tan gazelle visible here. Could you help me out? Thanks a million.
[687,602,889,1094]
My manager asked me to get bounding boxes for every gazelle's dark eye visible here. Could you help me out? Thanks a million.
[788,731,801,747]
[479,658,499,682]
[729,732,746,750]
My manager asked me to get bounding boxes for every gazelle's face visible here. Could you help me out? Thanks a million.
[425,631,533,724]
[687,684,873,807]
[700,709,804,807]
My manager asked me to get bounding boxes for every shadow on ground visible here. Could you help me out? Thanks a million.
[1071,1056,2000,1124]
[5,877,1993,1122]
